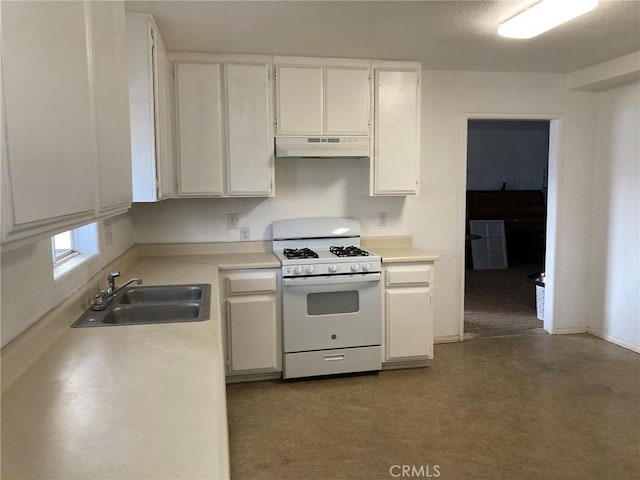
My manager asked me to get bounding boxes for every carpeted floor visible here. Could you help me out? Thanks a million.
[226,333,640,480]
[464,263,543,336]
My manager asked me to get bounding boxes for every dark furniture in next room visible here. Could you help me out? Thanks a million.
[466,190,546,266]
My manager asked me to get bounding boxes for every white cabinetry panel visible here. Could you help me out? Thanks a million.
[383,262,434,365]
[225,62,273,195]
[276,65,324,135]
[386,288,432,359]
[275,57,371,137]
[3,1,95,225]
[221,269,281,379]
[228,296,279,372]
[91,2,132,214]
[2,1,133,248]
[373,65,421,195]
[126,13,175,202]
[176,62,224,196]
[324,66,370,135]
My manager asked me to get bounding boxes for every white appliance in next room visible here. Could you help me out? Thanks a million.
[272,217,382,380]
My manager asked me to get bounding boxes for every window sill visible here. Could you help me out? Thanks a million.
[53,252,99,281]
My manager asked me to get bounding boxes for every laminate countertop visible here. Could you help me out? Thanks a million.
[367,246,440,263]
[1,253,278,480]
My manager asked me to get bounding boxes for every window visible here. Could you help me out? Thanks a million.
[51,223,99,277]
[51,230,79,264]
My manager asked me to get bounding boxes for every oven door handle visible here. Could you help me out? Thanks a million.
[283,273,381,287]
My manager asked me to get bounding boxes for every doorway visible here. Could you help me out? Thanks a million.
[459,115,560,337]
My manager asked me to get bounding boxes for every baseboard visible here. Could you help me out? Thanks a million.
[588,329,640,353]
[435,335,462,344]
[225,372,283,384]
[553,327,588,335]
[1,246,139,393]
[382,359,429,370]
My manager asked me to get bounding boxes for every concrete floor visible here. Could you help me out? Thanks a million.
[226,333,640,480]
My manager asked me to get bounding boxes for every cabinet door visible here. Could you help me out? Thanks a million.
[324,66,370,135]
[2,1,96,225]
[227,296,280,373]
[176,63,224,196]
[373,68,421,195]
[91,1,133,214]
[156,34,176,199]
[386,287,432,360]
[126,14,159,202]
[225,62,273,196]
[276,65,323,135]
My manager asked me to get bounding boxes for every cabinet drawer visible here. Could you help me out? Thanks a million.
[226,272,277,295]
[283,346,381,379]
[385,265,432,286]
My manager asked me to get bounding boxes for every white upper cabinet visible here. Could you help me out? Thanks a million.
[1,1,132,248]
[274,57,371,136]
[175,62,225,196]
[324,66,370,135]
[173,54,274,197]
[372,62,421,196]
[225,62,273,196]
[275,65,323,135]
[91,2,133,215]
[126,13,175,202]
[2,1,96,229]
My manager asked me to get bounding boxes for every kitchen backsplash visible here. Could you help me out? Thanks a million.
[131,158,410,243]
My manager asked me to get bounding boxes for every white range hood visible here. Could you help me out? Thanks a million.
[275,136,370,158]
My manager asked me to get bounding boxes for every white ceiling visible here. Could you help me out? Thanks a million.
[125,0,640,73]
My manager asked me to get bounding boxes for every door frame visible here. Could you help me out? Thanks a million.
[458,113,562,338]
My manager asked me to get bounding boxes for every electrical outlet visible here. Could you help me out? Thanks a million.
[104,222,113,246]
[378,212,388,227]
[240,227,250,241]
[227,213,239,229]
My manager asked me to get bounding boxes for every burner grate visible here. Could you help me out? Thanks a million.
[329,246,370,257]
[283,247,319,259]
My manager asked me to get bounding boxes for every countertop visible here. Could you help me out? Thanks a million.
[0,254,282,479]
[367,246,440,263]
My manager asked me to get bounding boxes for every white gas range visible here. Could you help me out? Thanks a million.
[272,217,382,380]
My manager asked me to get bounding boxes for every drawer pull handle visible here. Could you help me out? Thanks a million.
[323,354,345,362]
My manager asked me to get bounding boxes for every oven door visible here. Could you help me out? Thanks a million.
[282,273,382,353]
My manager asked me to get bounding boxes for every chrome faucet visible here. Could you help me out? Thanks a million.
[92,272,143,311]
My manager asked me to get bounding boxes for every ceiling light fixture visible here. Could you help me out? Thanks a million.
[498,0,599,39]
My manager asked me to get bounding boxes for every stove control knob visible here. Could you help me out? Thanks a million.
[294,265,305,275]
[328,264,338,273]
[362,262,371,272]
[351,263,360,272]
[306,265,315,274]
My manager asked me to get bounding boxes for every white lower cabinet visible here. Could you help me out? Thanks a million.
[383,262,434,366]
[220,269,281,379]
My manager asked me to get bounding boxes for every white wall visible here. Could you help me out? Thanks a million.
[588,81,640,351]
[131,69,599,340]
[0,214,135,347]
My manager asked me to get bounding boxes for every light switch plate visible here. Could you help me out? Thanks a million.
[378,212,388,227]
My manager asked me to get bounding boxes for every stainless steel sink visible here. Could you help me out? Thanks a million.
[102,303,201,325]
[72,284,211,327]
[118,285,204,304]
